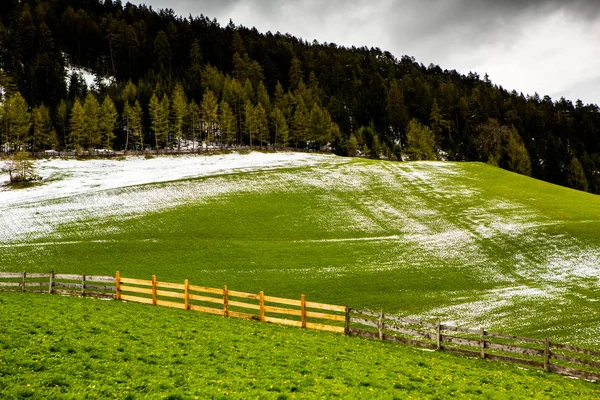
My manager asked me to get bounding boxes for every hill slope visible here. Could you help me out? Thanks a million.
[2,292,599,399]
[1,153,599,346]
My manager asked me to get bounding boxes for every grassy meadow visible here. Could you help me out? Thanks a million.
[1,154,600,348]
[2,291,600,399]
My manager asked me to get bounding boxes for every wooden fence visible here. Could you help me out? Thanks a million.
[347,308,600,381]
[0,270,115,298]
[2,270,600,381]
[115,272,347,334]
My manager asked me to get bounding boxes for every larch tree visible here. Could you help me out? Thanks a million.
[5,93,31,151]
[219,101,237,146]
[69,99,85,151]
[270,107,288,148]
[56,100,69,149]
[99,95,118,149]
[171,83,187,150]
[83,92,101,149]
[31,104,57,151]
[567,157,589,192]
[244,99,257,148]
[405,118,436,160]
[148,93,161,149]
[290,96,309,148]
[159,94,171,147]
[187,100,201,150]
[503,127,532,176]
[254,102,268,149]
[200,90,218,144]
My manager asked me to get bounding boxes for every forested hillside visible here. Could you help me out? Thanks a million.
[0,0,599,192]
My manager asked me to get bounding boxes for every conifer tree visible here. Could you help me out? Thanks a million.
[99,95,118,149]
[219,101,237,146]
[32,104,57,151]
[347,134,358,157]
[171,83,187,150]
[405,118,436,160]
[148,93,161,149]
[255,102,268,148]
[270,107,289,148]
[69,99,85,151]
[56,100,69,149]
[244,99,257,148]
[83,92,101,149]
[504,127,531,176]
[159,94,170,147]
[290,96,309,148]
[187,100,201,150]
[5,93,31,151]
[200,90,218,144]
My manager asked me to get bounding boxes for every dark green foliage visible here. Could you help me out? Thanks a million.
[0,0,598,192]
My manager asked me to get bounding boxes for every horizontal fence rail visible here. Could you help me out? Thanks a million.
[115,272,347,335]
[2,270,600,381]
[0,271,115,298]
[347,308,600,381]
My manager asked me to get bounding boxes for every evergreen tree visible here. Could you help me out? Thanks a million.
[56,100,69,149]
[159,94,171,147]
[503,127,532,176]
[255,102,268,148]
[219,101,237,146]
[187,100,201,150]
[347,134,358,157]
[386,79,408,147]
[244,99,257,148]
[68,99,85,151]
[99,95,118,149]
[290,96,308,148]
[4,93,31,151]
[405,118,436,160]
[200,90,218,144]
[31,104,57,151]
[172,83,187,150]
[83,92,101,149]
[148,93,161,149]
[567,157,589,192]
[270,107,288,148]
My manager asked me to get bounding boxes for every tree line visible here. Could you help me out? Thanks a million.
[0,0,598,193]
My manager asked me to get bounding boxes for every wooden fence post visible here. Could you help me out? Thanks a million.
[378,310,384,341]
[259,291,265,322]
[48,270,54,294]
[21,272,26,292]
[436,318,441,350]
[81,274,86,297]
[152,275,157,306]
[480,327,485,359]
[344,306,350,336]
[184,279,189,310]
[300,294,306,328]
[544,337,550,372]
[223,285,229,317]
[115,271,121,300]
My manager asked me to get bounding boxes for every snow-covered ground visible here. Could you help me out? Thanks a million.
[0,152,339,207]
[0,152,346,244]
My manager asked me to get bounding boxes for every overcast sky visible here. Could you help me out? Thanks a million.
[140,0,600,106]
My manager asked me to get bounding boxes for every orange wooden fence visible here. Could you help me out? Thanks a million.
[115,271,347,334]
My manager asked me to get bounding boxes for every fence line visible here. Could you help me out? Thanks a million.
[0,270,115,298]
[1,270,599,381]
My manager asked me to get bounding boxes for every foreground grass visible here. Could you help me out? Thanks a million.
[1,292,599,399]
[2,157,600,345]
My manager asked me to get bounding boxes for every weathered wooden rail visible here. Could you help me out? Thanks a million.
[2,270,599,381]
[0,271,115,298]
[347,308,600,381]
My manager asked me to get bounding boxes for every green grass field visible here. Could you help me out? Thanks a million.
[2,292,600,399]
[2,154,600,348]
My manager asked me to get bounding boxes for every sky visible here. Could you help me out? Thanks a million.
[139,0,600,106]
